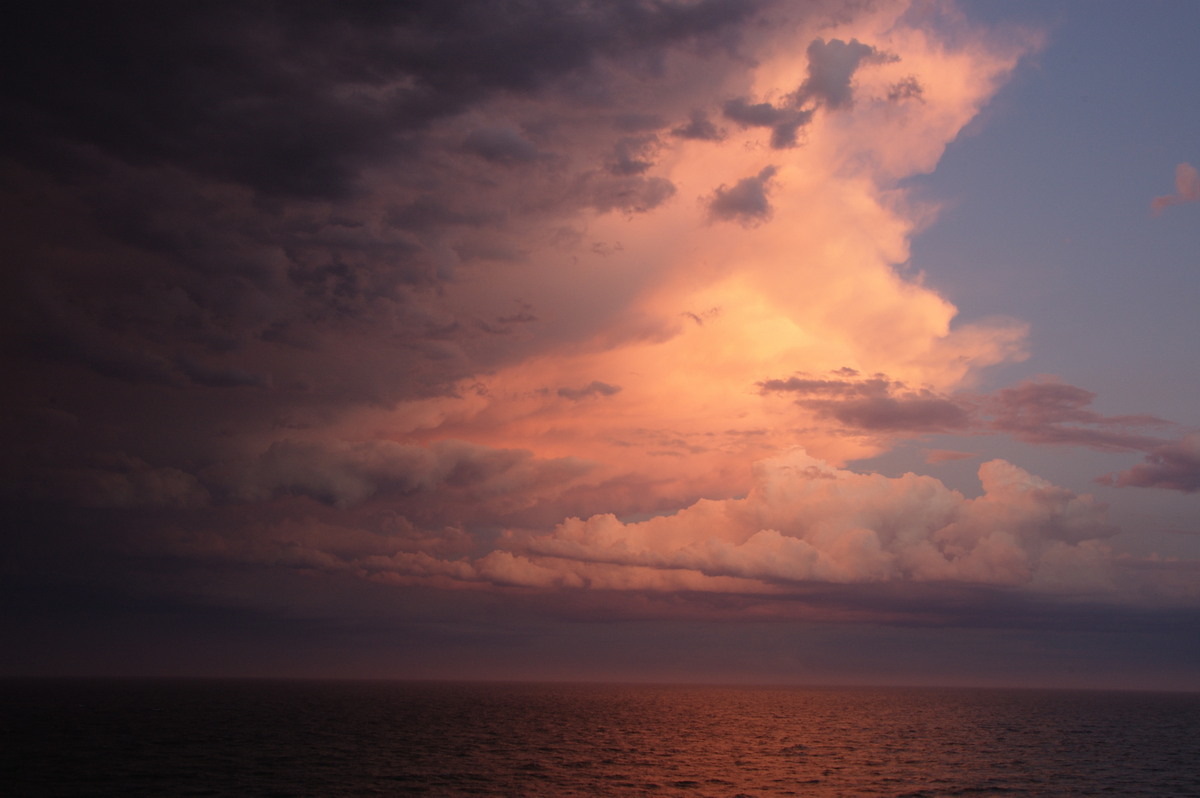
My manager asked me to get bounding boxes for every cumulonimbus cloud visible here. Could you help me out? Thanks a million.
[21,0,1182,636]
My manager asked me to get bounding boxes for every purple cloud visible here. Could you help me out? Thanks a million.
[708,166,779,224]
[988,381,1170,452]
[1101,434,1200,492]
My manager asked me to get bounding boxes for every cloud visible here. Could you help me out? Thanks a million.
[57,459,210,509]
[607,136,659,176]
[3,1,761,197]
[756,375,1174,466]
[13,0,1146,654]
[368,450,1118,596]
[793,38,897,110]
[707,165,779,224]
[719,37,894,148]
[462,126,548,164]
[987,380,1170,452]
[587,174,678,214]
[212,439,594,513]
[760,374,972,432]
[924,449,979,464]
[671,110,725,141]
[1151,162,1200,214]
[887,75,924,103]
[1101,434,1200,492]
[558,381,623,401]
[722,98,814,148]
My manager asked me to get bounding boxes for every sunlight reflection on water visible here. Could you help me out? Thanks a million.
[5,680,1200,796]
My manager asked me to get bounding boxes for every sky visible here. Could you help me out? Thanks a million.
[2,0,1198,690]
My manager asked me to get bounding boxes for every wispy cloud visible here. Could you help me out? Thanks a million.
[1151,162,1200,214]
[1100,433,1200,492]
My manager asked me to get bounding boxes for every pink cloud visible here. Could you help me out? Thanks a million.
[377,450,1118,595]
[1151,162,1200,214]
[924,449,979,464]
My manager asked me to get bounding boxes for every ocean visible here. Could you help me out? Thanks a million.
[4,680,1199,796]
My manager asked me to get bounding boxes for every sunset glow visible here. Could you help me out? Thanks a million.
[2,0,1198,689]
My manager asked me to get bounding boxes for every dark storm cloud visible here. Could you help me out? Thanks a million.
[707,165,778,224]
[215,438,593,510]
[462,126,549,164]
[1,0,763,198]
[0,0,766,416]
[0,0,761,405]
[175,356,271,389]
[0,0,777,599]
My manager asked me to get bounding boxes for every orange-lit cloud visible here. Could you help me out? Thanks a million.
[10,0,1197,664]
[345,1,1039,517]
[1152,162,1200,214]
[179,451,1120,602]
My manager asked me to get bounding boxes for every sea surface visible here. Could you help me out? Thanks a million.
[3,680,1199,797]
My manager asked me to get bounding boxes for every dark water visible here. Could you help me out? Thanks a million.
[4,680,1199,797]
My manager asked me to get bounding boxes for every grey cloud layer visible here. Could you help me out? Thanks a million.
[760,372,1175,454]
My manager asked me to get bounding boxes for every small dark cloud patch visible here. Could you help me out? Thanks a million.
[613,113,665,132]
[824,392,972,432]
[794,38,896,110]
[385,196,489,231]
[607,136,659,176]
[175,356,269,389]
[671,110,725,141]
[723,98,788,127]
[462,127,546,164]
[720,37,894,149]
[558,381,622,401]
[497,304,538,325]
[707,166,778,225]
[589,175,677,214]
[760,372,970,432]
[723,98,813,148]
[762,374,1179,450]
[887,76,924,103]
